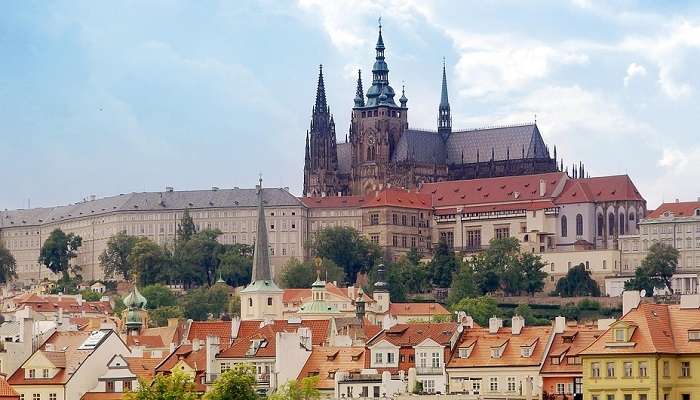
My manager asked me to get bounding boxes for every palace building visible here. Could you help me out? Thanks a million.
[303,24,559,197]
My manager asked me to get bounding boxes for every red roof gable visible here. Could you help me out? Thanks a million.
[187,321,233,346]
[236,319,330,347]
[647,201,700,219]
[556,175,644,204]
[362,188,433,210]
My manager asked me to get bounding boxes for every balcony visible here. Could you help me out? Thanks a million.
[415,366,443,375]
[256,373,270,384]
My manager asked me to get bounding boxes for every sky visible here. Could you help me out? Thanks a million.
[2,0,700,211]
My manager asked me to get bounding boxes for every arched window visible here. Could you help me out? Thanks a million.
[608,213,615,235]
[267,297,272,306]
[367,146,376,161]
[619,213,626,235]
[248,298,253,307]
[597,214,604,237]
[561,216,568,237]
[576,214,584,236]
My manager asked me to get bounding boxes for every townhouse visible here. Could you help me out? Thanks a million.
[297,347,366,397]
[81,352,163,400]
[580,293,700,400]
[446,316,553,399]
[7,330,130,400]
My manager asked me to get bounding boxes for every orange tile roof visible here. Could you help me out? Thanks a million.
[297,347,366,389]
[236,319,330,346]
[647,201,700,219]
[581,303,700,355]
[124,356,164,381]
[300,196,367,209]
[80,393,125,400]
[362,188,433,210]
[187,321,233,346]
[388,303,450,317]
[283,283,373,305]
[368,322,457,348]
[420,172,566,208]
[155,344,206,387]
[447,326,552,369]
[15,295,112,315]
[556,175,644,204]
[0,377,18,398]
[540,326,603,375]
[126,335,165,348]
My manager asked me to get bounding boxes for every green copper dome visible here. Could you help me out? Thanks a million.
[123,285,147,310]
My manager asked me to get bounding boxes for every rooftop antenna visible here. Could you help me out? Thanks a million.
[378,16,382,29]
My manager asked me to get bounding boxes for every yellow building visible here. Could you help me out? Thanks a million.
[580,295,700,400]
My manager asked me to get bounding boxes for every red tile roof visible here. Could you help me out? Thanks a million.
[186,321,233,346]
[388,303,450,316]
[297,347,366,389]
[420,172,567,208]
[540,326,603,375]
[300,196,366,209]
[155,344,207,392]
[368,322,458,348]
[80,393,124,400]
[556,175,644,204]
[0,377,18,398]
[236,319,330,345]
[124,356,164,381]
[14,294,112,315]
[362,188,433,210]
[126,335,165,349]
[647,201,700,219]
[447,326,552,368]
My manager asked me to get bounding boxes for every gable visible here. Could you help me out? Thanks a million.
[25,351,60,369]
[370,339,400,350]
[415,337,443,349]
[107,355,129,369]
[171,359,195,375]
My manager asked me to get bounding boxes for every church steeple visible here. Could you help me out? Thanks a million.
[251,179,272,282]
[438,58,452,141]
[354,69,365,107]
[365,19,397,107]
[315,64,328,112]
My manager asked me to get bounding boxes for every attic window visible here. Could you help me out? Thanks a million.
[521,346,532,357]
[490,347,502,359]
[551,356,560,365]
[614,328,626,342]
[458,347,472,358]
[689,330,700,341]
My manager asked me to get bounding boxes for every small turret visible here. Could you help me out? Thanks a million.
[399,84,408,108]
[354,70,365,107]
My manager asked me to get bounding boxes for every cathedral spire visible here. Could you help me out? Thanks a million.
[315,64,327,112]
[438,58,452,141]
[251,178,272,282]
[354,69,365,107]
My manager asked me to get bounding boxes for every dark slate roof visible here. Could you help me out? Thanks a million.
[391,129,447,164]
[0,188,302,228]
[337,142,352,174]
[446,124,550,164]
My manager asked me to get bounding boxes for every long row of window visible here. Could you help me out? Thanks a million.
[561,212,638,238]
[591,360,690,378]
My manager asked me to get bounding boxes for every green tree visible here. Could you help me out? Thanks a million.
[451,296,501,327]
[636,242,678,293]
[447,259,478,305]
[280,258,345,289]
[218,244,253,287]
[367,262,408,302]
[181,285,229,321]
[308,226,380,284]
[513,304,548,326]
[429,238,460,288]
[141,284,177,309]
[554,264,601,297]
[176,208,197,243]
[99,231,138,280]
[397,256,431,294]
[125,371,199,400]
[175,229,224,287]
[517,252,547,296]
[624,266,656,296]
[148,306,184,327]
[204,364,258,400]
[269,376,321,400]
[80,289,102,301]
[129,238,172,286]
[475,238,520,294]
[38,229,83,281]
[0,243,17,284]
[228,295,241,317]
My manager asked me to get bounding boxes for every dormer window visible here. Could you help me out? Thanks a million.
[521,347,532,357]
[490,347,501,359]
[551,356,560,365]
[689,330,700,341]
[458,347,473,358]
[614,328,626,342]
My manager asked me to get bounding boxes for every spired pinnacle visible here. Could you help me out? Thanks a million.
[440,58,450,108]
[251,178,272,282]
[354,69,365,107]
[315,64,327,112]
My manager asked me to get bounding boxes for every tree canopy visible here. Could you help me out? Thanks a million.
[269,376,321,400]
[181,285,230,320]
[280,257,345,289]
[429,238,461,288]
[129,238,172,286]
[204,364,258,400]
[99,231,138,280]
[625,242,678,293]
[451,296,501,327]
[0,243,17,284]
[38,229,82,281]
[176,208,197,243]
[553,264,601,297]
[141,284,177,309]
[125,372,199,400]
[307,226,380,285]
[217,244,253,287]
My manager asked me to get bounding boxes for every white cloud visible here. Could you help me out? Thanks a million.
[657,147,693,172]
[623,62,647,86]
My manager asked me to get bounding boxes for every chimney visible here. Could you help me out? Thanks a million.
[676,198,680,203]
[539,179,546,197]
[554,316,566,334]
[231,316,241,339]
[58,307,63,323]
[76,294,83,306]
[511,315,525,335]
[206,335,220,382]
[192,338,201,352]
[297,327,312,350]
[488,317,503,334]
[622,290,642,315]
[456,311,474,328]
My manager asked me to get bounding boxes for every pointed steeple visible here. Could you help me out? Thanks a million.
[354,69,365,107]
[365,19,397,107]
[438,58,452,141]
[304,131,310,161]
[399,84,408,107]
[251,179,272,282]
[315,64,327,112]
